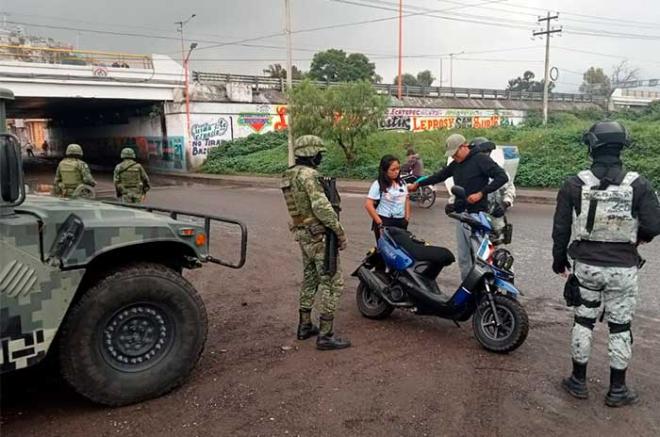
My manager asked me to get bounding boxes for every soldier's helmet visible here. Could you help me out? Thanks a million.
[121,147,136,159]
[294,135,327,157]
[65,143,83,157]
[583,121,630,153]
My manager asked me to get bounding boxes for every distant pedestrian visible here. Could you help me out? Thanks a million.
[25,142,35,158]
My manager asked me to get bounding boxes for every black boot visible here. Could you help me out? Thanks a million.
[316,315,351,351]
[297,310,319,340]
[606,368,639,407]
[561,361,589,399]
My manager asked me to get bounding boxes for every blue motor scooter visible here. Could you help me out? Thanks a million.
[352,186,528,353]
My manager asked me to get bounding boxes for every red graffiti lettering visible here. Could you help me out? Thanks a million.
[274,105,288,131]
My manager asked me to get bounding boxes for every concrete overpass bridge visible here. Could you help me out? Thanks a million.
[0,45,610,172]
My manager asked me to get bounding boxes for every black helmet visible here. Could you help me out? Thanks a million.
[582,121,630,153]
[469,137,496,154]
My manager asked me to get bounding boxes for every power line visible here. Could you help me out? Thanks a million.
[554,46,660,66]
[432,1,660,30]
[494,1,660,28]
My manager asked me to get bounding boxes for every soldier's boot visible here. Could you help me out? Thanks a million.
[316,315,351,351]
[561,360,589,399]
[297,309,319,340]
[606,368,639,407]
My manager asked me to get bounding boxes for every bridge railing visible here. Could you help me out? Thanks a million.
[0,45,153,70]
[193,71,605,103]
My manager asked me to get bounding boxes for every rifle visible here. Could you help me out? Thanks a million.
[319,177,341,275]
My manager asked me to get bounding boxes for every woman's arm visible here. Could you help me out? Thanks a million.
[365,197,382,224]
[404,196,411,223]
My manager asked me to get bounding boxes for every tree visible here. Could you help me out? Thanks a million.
[392,73,419,86]
[308,49,377,82]
[392,70,436,87]
[416,70,435,87]
[611,60,639,88]
[579,66,611,95]
[506,70,554,93]
[263,63,303,79]
[288,80,388,164]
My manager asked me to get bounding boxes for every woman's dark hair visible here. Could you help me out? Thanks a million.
[378,154,401,193]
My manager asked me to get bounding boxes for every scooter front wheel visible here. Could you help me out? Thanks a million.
[356,280,395,320]
[416,187,436,208]
[472,295,528,353]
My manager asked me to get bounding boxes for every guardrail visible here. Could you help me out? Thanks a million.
[0,45,153,70]
[193,72,605,103]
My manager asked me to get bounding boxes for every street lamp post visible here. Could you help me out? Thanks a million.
[175,14,196,139]
[184,42,198,144]
[448,51,464,89]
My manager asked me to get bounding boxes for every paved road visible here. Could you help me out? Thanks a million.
[3,183,659,436]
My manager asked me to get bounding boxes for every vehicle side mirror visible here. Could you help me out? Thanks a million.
[451,185,466,199]
[0,133,25,206]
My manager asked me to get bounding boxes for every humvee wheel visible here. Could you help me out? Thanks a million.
[59,263,208,406]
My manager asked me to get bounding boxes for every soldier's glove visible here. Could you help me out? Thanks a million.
[552,256,571,275]
[444,203,456,215]
[338,233,348,251]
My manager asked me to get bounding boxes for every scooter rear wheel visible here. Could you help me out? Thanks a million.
[472,294,528,353]
[356,280,395,319]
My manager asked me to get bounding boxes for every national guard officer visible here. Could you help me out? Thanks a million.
[552,121,660,407]
[53,143,96,198]
[280,135,351,350]
[114,147,150,203]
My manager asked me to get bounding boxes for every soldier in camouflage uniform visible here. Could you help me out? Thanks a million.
[114,147,150,204]
[552,121,660,407]
[281,135,351,350]
[53,144,96,198]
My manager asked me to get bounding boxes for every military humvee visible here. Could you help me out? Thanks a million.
[0,89,247,406]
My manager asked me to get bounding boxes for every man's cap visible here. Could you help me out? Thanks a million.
[445,134,467,157]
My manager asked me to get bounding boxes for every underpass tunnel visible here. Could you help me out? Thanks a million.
[7,96,175,194]
[7,96,167,165]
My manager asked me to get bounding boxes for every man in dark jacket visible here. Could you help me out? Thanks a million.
[409,133,508,279]
[552,121,660,407]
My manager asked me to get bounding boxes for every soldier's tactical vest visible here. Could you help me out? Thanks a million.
[118,162,142,188]
[280,166,319,228]
[59,159,83,190]
[572,170,639,244]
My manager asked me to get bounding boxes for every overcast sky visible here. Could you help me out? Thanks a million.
[2,0,659,92]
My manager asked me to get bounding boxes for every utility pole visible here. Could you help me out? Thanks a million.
[284,0,294,166]
[448,51,463,89]
[397,0,403,100]
[533,12,561,126]
[439,57,443,88]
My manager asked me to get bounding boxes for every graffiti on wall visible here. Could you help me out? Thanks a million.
[73,136,186,170]
[190,117,232,156]
[237,104,273,133]
[273,105,288,131]
[148,136,185,170]
[379,108,525,132]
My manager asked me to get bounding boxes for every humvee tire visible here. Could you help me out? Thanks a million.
[58,263,208,406]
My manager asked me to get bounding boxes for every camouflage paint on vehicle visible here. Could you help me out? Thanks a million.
[1,195,210,372]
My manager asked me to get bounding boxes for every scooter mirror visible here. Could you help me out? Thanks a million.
[451,185,466,199]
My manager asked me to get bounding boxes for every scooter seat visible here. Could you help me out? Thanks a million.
[387,227,455,267]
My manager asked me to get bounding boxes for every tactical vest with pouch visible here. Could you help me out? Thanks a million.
[572,170,639,244]
[280,166,323,235]
[118,162,142,188]
[59,159,83,190]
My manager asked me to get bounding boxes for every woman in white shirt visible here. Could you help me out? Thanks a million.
[365,154,411,241]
